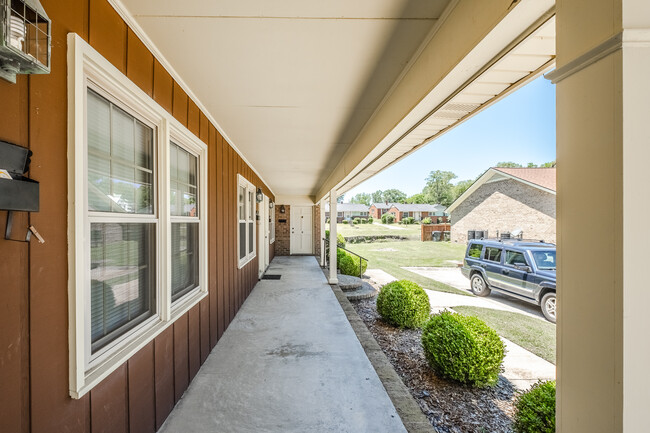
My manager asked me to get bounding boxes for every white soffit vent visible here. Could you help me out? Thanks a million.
[340,16,556,194]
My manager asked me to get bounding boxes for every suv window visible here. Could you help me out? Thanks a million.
[468,243,482,258]
[505,250,528,267]
[485,247,502,263]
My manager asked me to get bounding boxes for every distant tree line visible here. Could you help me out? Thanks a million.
[348,160,555,207]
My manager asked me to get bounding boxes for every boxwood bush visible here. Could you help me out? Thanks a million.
[337,249,367,277]
[368,217,374,223]
[325,230,346,258]
[513,381,556,433]
[353,217,361,224]
[381,213,395,224]
[421,311,505,387]
[376,280,430,328]
[402,217,415,224]
[360,218,367,224]
[421,217,432,224]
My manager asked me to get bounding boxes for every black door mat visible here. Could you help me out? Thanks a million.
[261,275,281,280]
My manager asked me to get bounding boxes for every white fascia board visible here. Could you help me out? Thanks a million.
[107,0,274,198]
[446,168,556,214]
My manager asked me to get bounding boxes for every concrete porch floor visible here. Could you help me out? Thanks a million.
[159,256,406,433]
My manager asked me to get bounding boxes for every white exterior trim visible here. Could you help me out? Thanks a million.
[106,0,274,198]
[67,33,208,399]
[446,168,556,215]
[237,174,257,269]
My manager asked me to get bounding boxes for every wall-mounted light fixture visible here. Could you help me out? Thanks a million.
[279,205,286,214]
[0,0,51,83]
[256,187,263,203]
[269,200,274,209]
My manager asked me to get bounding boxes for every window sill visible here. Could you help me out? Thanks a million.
[238,253,256,269]
[71,289,208,399]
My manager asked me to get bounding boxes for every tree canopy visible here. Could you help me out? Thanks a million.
[350,192,371,206]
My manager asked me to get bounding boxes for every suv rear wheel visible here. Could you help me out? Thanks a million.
[470,273,491,297]
[541,292,557,323]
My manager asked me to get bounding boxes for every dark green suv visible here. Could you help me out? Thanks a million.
[461,239,557,323]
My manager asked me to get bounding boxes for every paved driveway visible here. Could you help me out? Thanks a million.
[403,266,547,321]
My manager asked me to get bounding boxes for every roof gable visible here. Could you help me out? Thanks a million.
[446,167,556,214]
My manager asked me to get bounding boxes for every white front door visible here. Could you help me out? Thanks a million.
[290,206,313,254]
[258,195,269,277]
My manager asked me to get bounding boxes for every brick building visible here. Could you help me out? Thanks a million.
[324,203,369,222]
[385,203,447,222]
[369,203,392,219]
[447,168,556,244]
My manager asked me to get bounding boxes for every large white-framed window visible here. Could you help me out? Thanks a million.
[67,33,208,398]
[237,174,256,267]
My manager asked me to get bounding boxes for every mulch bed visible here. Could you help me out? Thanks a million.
[350,297,517,433]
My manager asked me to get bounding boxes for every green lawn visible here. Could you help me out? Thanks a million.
[453,306,557,364]
[345,239,469,295]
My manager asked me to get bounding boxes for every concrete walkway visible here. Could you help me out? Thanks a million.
[402,266,546,320]
[160,256,406,433]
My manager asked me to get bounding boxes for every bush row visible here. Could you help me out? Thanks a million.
[375,280,506,388]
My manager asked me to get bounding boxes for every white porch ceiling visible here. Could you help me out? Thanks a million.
[117,0,453,197]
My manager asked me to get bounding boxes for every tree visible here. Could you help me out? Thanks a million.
[350,192,371,206]
[496,161,524,168]
[382,189,407,203]
[337,194,345,203]
[371,190,384,203]
[423,170,457,206]
[451,179,474,202]
[406,193,427,204]
[540,160,556,168]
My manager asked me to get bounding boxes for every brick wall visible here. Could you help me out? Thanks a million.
[275,205,291,255]
[450,179,556,243]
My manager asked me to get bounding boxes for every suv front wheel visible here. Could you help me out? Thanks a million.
[541,292,557,323]
[470,273,491,297]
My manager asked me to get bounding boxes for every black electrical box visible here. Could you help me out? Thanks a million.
[0,140,39,212]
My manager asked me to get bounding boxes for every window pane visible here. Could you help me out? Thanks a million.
[238,186,246,220]
[248,222,254,254]
[90,223,155,353]
[170,142,198,217]
[248,191,254,220]
[485,247,502,263]
[87,89,154,214]
[239,222,246,260]
[171,223,199,301]
[468,244,482,258]
[506,251,527,266]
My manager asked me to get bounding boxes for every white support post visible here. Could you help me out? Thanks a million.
[328,190,338,284]
[320,198,326,267]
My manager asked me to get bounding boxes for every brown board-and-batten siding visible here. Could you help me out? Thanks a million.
[0,1,274,432]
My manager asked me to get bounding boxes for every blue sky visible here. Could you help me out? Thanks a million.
[343,76,556,200]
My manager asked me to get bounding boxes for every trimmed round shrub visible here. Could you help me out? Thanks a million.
[381,213,395,224]
[337,249,367,277]
[360,218,367,224]
[513,381,556,433]
[421,217,432,224]
[421,311,505,387]
[353,217,361,224]
[376,280,430,329]
[368,217,374,223]
[402,217,415,225]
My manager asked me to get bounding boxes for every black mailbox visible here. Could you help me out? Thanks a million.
[0,140,39,212]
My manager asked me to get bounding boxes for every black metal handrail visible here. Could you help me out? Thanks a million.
[323,237,368,278]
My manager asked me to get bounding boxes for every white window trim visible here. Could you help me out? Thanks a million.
[237,174,256,268]
[67,33,208,399]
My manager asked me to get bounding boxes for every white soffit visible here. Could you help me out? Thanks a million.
[338,13,556,195]
[116,0,452,198]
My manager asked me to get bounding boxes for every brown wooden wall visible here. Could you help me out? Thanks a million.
[0,1,274,432]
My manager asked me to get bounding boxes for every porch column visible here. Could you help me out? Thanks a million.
[328,190,338,284]
[320,198,326,267]
[551,1,650,431]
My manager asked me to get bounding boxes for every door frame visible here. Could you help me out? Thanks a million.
[258,195,269,277]
[290,205,313,255]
